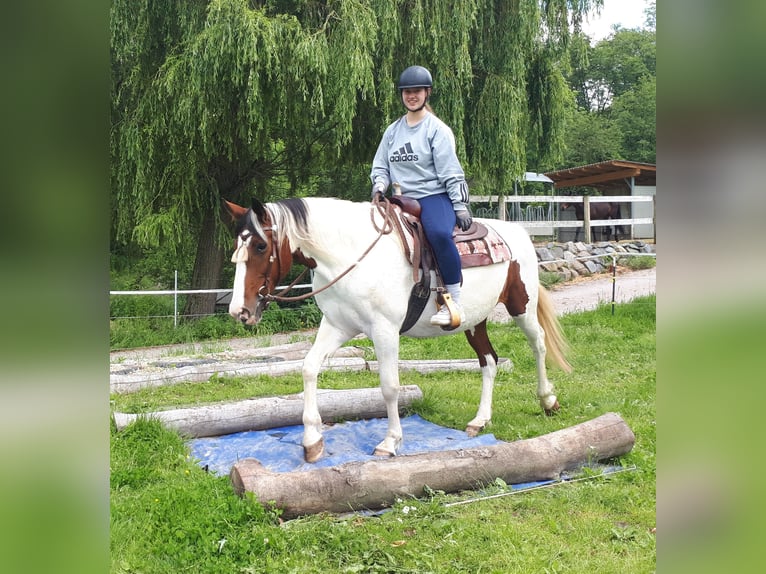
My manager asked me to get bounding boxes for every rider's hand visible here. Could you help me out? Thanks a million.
[455,208,472,231]
[371,182,386,202]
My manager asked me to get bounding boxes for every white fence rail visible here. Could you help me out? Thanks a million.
[471,194,655,241]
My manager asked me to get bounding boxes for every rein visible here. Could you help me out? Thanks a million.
[261,198,399,304]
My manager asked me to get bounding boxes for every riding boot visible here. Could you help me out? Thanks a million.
[430,283,465,327]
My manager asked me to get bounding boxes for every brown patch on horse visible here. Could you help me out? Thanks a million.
[498,260,529,317]
[464,320,497,368]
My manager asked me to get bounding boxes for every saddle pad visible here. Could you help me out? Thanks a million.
[393,209,511,269]
[456,224,512,269]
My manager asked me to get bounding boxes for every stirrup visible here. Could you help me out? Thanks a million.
[430,293,462,328]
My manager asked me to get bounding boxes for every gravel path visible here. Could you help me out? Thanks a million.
[490,267,656,322]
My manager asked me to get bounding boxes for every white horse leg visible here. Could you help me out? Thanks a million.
[464,321,498,436]
[466,354,497,436]
[512,311,558,413]
[371,333,402,456]
[301,318,356,462]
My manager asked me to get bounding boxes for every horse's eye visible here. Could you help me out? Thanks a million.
[255,242,268,254]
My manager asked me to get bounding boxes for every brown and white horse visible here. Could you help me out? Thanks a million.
[224,197,571,462]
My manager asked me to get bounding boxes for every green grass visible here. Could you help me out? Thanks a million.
[110,300,324,351]
[622,255,656,270]
[111,296,655,573]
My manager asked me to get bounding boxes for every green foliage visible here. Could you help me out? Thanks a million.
[109,254,324,349]
[612,76,656,163]
[111,418,280,573]
[110,304,323,351]
[538,270,564,288]
[561,27,655,166]
[622,255,656,270]
[111,296,655,572]
[562,106,623,166]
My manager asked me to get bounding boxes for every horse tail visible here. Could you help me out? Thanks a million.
[537,285,572,373]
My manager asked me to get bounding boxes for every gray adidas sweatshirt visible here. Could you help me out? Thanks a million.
[370,112,469,212]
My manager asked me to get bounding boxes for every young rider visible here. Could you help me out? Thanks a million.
[370,65,472,326]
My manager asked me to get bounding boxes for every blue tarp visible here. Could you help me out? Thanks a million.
[188,414,501,476]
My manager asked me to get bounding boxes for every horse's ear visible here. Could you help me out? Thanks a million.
[222,199,248,222]
[251,198,268,222]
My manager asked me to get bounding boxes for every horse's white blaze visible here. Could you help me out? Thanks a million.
[228,235,251,317]
[228,261,247,317]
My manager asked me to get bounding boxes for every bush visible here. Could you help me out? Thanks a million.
[110,301,324,350]
[539,271,563,288]
[623,255,656,270]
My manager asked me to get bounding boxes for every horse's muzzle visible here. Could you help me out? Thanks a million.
[231,297,268,326]
[234,308,251,325]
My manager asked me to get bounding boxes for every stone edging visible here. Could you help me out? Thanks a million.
[535,241,656,281]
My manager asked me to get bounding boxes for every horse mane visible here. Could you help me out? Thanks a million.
[266,198,312,247]
[266,197,374,259]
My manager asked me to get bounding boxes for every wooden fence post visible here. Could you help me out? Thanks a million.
[583,196,592,243]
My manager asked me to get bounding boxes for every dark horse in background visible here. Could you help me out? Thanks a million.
[560,200,625,242]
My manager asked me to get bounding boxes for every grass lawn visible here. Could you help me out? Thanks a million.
[111,295,655,573]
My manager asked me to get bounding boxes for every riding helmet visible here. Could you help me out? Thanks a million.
[398,66,433,90]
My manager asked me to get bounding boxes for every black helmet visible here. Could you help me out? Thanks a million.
[398,66,433,90]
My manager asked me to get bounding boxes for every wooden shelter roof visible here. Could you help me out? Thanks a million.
[544,160,656,190]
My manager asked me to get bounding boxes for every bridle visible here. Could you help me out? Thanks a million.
[232,199,399,307]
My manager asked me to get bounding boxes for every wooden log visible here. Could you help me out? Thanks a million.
[230,412,635,518]
[112,385,423,438]
[110,355,502,394]
[110,356,369,394]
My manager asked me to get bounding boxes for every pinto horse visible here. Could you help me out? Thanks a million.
[561,200,624,241]
[224,197,571,463]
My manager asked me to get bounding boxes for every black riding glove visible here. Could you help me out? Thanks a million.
[455,208,472,231]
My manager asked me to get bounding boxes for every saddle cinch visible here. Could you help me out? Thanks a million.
[387,196,512,332]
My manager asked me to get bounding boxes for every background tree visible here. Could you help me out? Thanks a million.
[111,0,601,317]
[561,23,655,168]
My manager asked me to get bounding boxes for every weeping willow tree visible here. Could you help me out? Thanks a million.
[111,0,600,317]
[468,0,599,193]
[111,0,378,316]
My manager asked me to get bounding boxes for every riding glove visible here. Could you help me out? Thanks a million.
[455,208,472,231]
[371,182,386,201]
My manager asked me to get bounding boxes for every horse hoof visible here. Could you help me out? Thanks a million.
[465,424,483,437]
[373,447,395,457]
[304,438,324,463]
[544,400,561,416]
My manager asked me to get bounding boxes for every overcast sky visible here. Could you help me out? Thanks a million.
[581,0,651,41]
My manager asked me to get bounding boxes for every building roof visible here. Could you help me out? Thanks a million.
[544,160,656,190]
[522,171,554,184]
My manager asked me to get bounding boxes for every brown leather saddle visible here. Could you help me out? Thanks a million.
[388,196,511,332]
